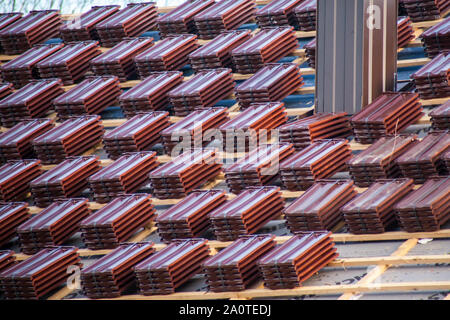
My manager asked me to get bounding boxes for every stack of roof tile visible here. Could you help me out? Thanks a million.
[193,0,256,40]
[30,156,100,207]
[0,79,63,128]
[399,0,408,15]
[430,100,450,130]
[398,16,415,48]
[149,148,222,199]
[256,0,303,28]
[396,131,450,183]
[0,202,30,246]
[347,135,419,187]
[304,38,315,68]
[219,102,288,153]
[168,68,235,116]
[395,176,450,232]
[157,0,215,36]
[224,143,294,194]
[278,112,351,150]
[350,92,423,144]
[210,186,285,241]
[88,152,159,203]
[402,0,450,22]
[80,194,155,250]
[0,13,22,53]
[188,30,252,71]
[135,238,210,295]
[0,251,16,273]
[53,76,121,121]
[258,231,338,289]
[231,27,298,74]
[0,160,42,202]
[35,41,101,85]
[280,139,352,191]
[91,38,154,81]
[103,112,170,160]
[202,234,276,292]
[294,0,317,32]
[0,82,13,99]
[59,5,120,42]
[341,178,414,234]
[81,242,154,299]
[411,52,450,100]
[0,43,64,89]
[284,180,357,232]
[119,71,183,116]
[0,119,55,162]
[156,190,227,242]
[0,10,62,55]
[235,63,303,110]
[161,107,229,154]
[0,246,81,300]
[134,35,199,77]
[442,149,450,173]
[95,3,158,47]
[0,12,22,29]
[421,16,450,58]
[32,115,104,164]
[16,198,91,255]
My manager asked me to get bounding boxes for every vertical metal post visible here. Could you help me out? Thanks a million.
[315,0,398,114]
